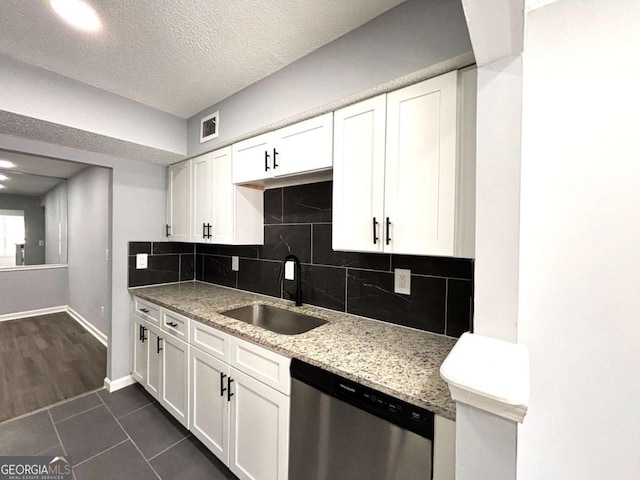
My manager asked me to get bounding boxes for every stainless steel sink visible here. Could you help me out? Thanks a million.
[220,304,327,335]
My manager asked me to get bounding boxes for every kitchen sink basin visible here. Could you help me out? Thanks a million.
[220,304,327,335]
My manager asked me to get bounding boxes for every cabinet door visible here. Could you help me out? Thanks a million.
[209,147,234,244]
[131,316,148,384]
[229,368,289,480]
[191,153,212,243]
[146,325,162,399]
[332,95,387,252]
[272,113,333,178]
[167,160,192,242]
[384,72,458,256]
[160,334,190,428]
[232,132,272,184]
[190,348,230,462]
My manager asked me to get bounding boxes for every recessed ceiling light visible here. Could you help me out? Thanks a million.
[50,0,102,33]
[0,174,9,181]
[0,160,16,169]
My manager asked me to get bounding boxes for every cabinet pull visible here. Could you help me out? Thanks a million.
[220,372,227,397]
[227,377,234,401]
[372,217,379,244]
[273,148,278,169]
[140,308,149,313]
[207,223,212,239]
[167,321,178,328]
[157,337,163,354]
[264,151,271,172]
[385,217,391,245]
[141,326,147,342]
[166,224,171,237]
[139,325,144,342]
[202,223,207,238]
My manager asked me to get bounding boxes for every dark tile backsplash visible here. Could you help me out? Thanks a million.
[128,180,474,337]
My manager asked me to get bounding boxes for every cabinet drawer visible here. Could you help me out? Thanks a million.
[230,337,291,395]
[162,309,190,342]
[133,297,160,324]
[190,320,230,362]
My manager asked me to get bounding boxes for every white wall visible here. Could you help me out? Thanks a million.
[0,133,166,382]
[473,55,522,342]
[67,166,111,336]
[0,267,69,315]
[186,0,473,156]
[0,54,186,155]
[517,0,640,478]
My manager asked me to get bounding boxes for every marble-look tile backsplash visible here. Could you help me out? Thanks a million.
[128,181,474,338]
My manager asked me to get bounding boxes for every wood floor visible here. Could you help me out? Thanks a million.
[0,312,106,423]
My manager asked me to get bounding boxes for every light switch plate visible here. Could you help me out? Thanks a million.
[136,253,148,269]
[232,256,239,271]
[394,268,411,295]
[284,261,295,280]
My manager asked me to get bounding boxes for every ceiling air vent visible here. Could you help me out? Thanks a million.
[200,111,219,143]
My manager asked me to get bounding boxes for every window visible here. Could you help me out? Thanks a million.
[0,210,26,267]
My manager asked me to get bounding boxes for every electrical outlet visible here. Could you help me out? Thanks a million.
[232,256,239,271]
[284,261,295,280]
[136,253,148,269]
[394,268,411,295]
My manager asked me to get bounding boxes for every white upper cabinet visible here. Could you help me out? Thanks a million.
[384,71,459,256]
[232,113,333,185]
[168,147,263,245]
[231,132,273,185]
[333,69,476,258]
[333,95,387,253]
[166,160,192,242]
[271,113,333,178]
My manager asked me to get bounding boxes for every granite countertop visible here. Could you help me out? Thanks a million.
[129,281,457,420]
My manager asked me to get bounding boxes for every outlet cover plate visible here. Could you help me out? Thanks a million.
[232,256,239,271]
[284,261,295,280]
[394,268,411,295]
[136,253,148,269]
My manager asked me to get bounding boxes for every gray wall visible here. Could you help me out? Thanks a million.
[67,166,111,336]
[0,133,166,382]
[0,193,45,265]
[0,54,186,155]
[187,0,473,156]
[0,267,69,315]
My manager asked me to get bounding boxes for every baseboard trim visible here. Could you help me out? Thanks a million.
[65,306,108,347]
[104,375,136,393]
[0,306,67,323]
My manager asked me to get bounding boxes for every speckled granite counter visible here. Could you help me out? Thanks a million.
[129,281,457,420]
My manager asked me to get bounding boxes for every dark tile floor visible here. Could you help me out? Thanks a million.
[0,383,238,480]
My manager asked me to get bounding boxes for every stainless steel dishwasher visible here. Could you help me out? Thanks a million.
[289,359,434,480]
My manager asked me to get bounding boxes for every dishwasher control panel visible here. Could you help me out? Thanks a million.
[291,359,434,440]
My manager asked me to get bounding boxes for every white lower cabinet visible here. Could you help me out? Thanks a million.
[145,323,162,399]
[131,315,148,384]
[134,298,289,480]
[229,367,289,480]
[190,347,229,459]
[130,306,189,428]
[189,336,290,480]
[159,333,189,428]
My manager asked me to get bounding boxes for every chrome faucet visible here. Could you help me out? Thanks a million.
[280,254,302,307]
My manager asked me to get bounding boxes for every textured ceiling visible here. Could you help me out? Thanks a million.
[0,0,405,118]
